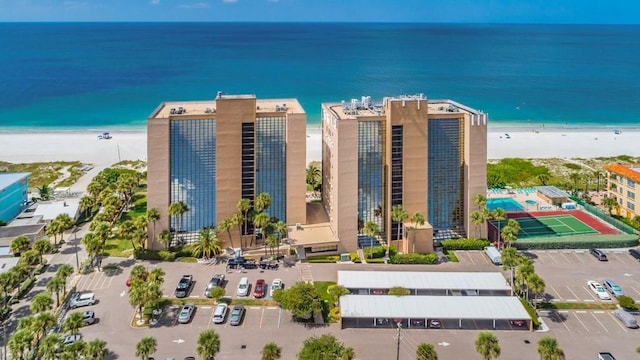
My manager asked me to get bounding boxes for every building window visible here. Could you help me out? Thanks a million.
[628,202,636,211]
[357,121,384,234]
[390,125,403,240]
[305,244,339,253]
[170,119,217,243]
[256,116,287,223]
[628,179,636,189]
[628,191,635,200]
[428,118,465,236]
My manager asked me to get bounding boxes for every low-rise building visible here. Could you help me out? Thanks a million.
[604,164,640,218]
[0,172,30,223]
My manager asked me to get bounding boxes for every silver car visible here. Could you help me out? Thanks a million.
[603,279,624,297]
[177,304,195,324]
[229,305,245,326]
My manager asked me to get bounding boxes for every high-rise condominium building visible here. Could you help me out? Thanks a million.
[603,164,640,219]
[320,95,487,254]
[146,93,306,249]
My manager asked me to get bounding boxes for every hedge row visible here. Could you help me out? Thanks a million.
[441,239,490,250]
[17,277,35,298]
[134,249,180,262]
[363,246,397,259]
[513,237,639,250]
[390,253,438,264]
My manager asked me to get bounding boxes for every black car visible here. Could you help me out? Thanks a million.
[590,248,608,261]
[629,249,640,260]
[204,274,225,298]
[175,275,193,298]
[227,258,246,269]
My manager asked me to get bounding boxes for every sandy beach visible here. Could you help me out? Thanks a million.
[0,127,638,175]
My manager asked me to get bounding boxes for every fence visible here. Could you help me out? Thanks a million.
[571,196,640,235]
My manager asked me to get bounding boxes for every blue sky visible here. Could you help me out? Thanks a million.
[0,0,637,23]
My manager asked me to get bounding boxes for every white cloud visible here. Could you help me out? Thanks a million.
[150,0,160,5]
[178,2,210,8]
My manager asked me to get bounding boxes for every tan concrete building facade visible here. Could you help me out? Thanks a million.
[604,163,640,218]
[147,94,306,249]
[321,95,487,254]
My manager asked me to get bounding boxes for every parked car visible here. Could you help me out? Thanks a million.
[69,292,96,309]
[271,279,283,292]
[253,279,266,298]
[237,277,250,297]
[175,275,193,298]
[587,281,611,300]
[204,274,225,298]
[178,304,195,324]
[428,319,441,329]
[603,279,624,297]
[613,308,638,328]
[597,353,616,360]
[589,248,608,261]
[80,310,96,325]
[56,334,82,352]
[229,305,245,326]
[212,303,228,324]
[510,320,526,327]
[629,249,640,260]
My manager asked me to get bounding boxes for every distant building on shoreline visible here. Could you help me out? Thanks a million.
[603,164,640,219]
[0,172,30,224]
[147,93,307,249]
[288,95,487,256]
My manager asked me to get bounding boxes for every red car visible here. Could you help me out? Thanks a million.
[253,279,266,298]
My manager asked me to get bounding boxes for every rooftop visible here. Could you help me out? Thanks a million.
[0,172,29,190]
[324,95,484,121]
[287,223,337,247]
[150,97,305,119]
[604,164,640,183]
[0,257,19,274]
[338,271,511,291]
[32,200,79,222]
[537,186,570,199]
[340,295,530,320]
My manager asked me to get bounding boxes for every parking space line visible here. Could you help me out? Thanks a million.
[590,312,609,333]
[630,287,640,297]
[546,252,559,264]
[566,286,581,300]
[548,285,564,301]
[569,252,585,263]
[573,311,590,333]
[534,253,545,264]
[463,252,475,265]
[581,286,600,301]
[277,309,282,329]
[558,252,572,263]
[607,312,628,332]
[548,311,570,331]
[259,308,265,328]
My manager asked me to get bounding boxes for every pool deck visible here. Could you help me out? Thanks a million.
[486,188,558,212]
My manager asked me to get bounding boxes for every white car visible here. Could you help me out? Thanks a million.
[271,279,283,292]
[587,281,611,300]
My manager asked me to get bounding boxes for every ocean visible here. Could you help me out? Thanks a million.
[1,22,639,130]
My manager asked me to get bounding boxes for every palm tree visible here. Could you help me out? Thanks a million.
[117,219,137,251]
[501,247,519,293]
[30,291,54,313]
[32,238,52,264]
[0,271,18,308]
[190,228,222,259]
[475,331,501,360]
[537,336,565,360]
[84,338,109,360]
[82,232,101,267]
[237,198,252,247]
[601,196,619,215]
[501,219,520,248]
[416,342,438,360]
[196,329,221,360]
[79,195,95,218]
[64,311,86,335]
[10,235,31,255]
[46,220,62,245]
[157,230,171,250]
[473,194,487,210]
[32,311,56,344]
[527,273,546,305]
[57,263,75,293]
[273,220,287,256]
[136,336,157,360]
[46,275,65,307]
[569,172,581,192]
[19,249,40,266]
[132,216,149,250]
[38,333,63,360]
[55,213,75,234]
[130,264,148,282]
[593,170,603,194]
[217,217,235,249]
[261,341,282,360]
[266,235,279,256]
[491,208,506,246]
[255,192,272,213]
[146,208,161,248]
[470,210,486,239]
[391,205,409,252]
[306,164,321,194]
[168,201,189,245]
[253,212,271,247]
[515,263,535,298]
[8,328,34,360]
[409,212,425,253]
[38,184,52,200]
[363,221,380,259]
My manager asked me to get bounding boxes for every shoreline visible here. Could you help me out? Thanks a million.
[0,127,638,171]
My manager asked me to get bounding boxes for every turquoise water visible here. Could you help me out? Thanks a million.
[1,23,639,130]
[487,198,524,212]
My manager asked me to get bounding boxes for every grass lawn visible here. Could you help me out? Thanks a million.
[177,257,197,263]
[0,160,84,188]
[103,237,135,257]
[314,281,336,304]
[538,301,618,310]
[120,192,147,222]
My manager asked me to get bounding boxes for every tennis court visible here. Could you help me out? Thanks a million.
[492,214,598,239]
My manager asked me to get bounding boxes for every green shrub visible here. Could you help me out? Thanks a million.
[158,251,176,262]
[513,237,639,250]
[0,306,11,321]
[519,298,541,329]
[388,287,410,296]
[17,277,35,298]
[390,253,438,264]
[134,249,163,260]
[349,252,361,263]
[618,295,637,310]
[306,255,340,263]
[365,258,385,263]
[441,239,490,250]
[34,263,48,275]
[363,246,397,259]
[444,250,459,262]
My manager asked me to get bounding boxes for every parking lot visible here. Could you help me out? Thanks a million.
[540,309,634,335]
[457,249,640,302]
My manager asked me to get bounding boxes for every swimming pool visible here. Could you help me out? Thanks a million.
[525,200,538,205]
[486,197,524,212]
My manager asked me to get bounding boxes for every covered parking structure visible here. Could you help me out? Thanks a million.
[338,271,512,296]
[340,295,533,331]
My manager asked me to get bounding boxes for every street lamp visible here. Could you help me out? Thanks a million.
[73,226,80,271]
